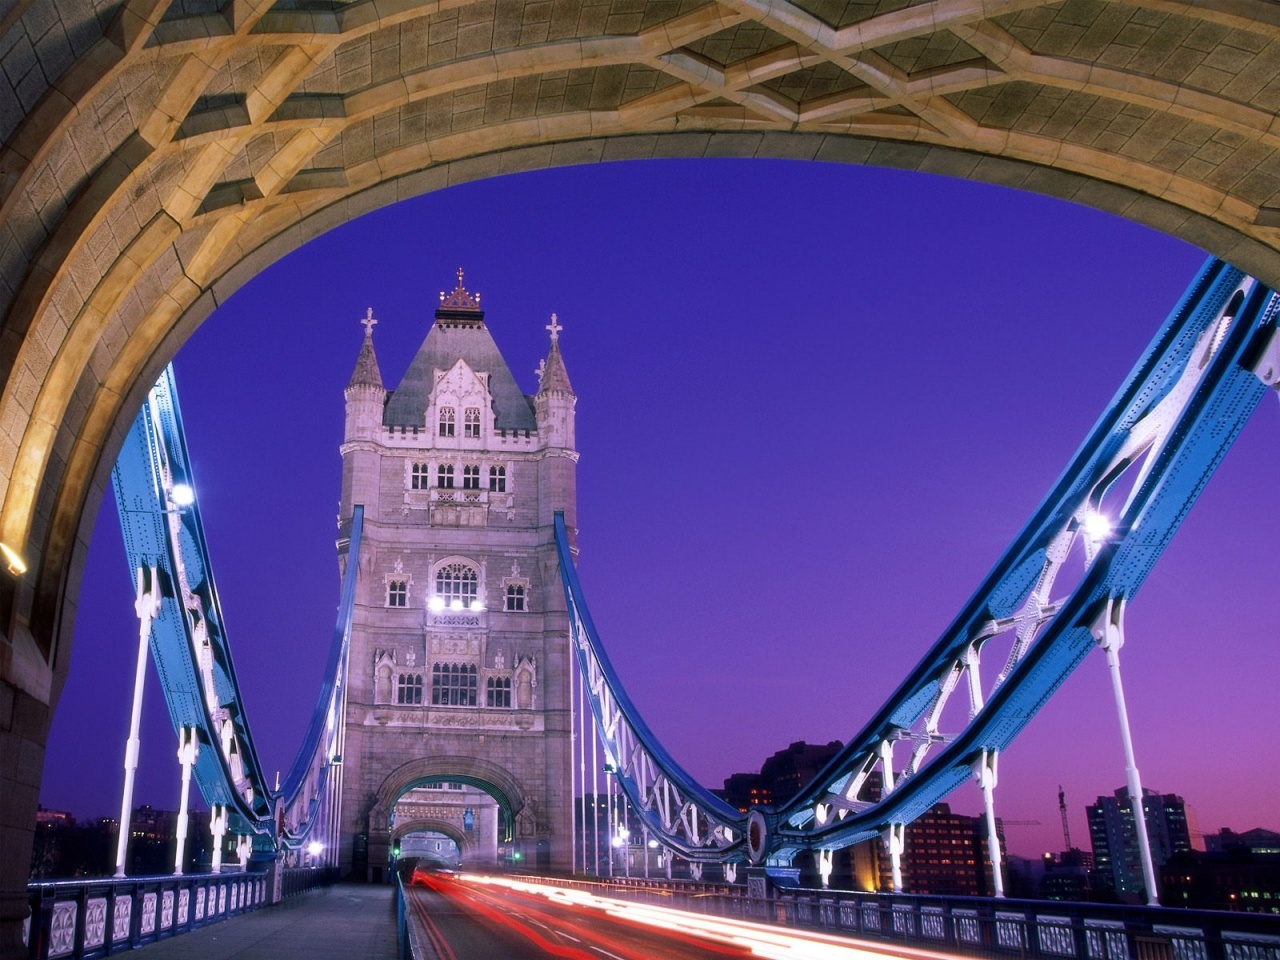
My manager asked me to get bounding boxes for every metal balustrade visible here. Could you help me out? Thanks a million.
[23,869,333,959]
[514,874,1280,960]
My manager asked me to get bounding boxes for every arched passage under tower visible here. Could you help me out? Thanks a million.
[5,2,1280,948]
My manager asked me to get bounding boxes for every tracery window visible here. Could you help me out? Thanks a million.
[397,673,423,705]
[486,677,511,708]
[489,466,506,492]
[432,663,477,706]
[435,563,479,609]
[439,407,455,437]
[463,464,480,490]
[411,463,430,490]
[387,580,407,607]
[505,584,525,612]
[437,464,454,488]
[464,407,481,438]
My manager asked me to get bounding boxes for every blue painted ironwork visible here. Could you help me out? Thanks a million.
[111,367,365,851]
[557,259,1279,865]
[277,505,363,850]
[25,871,269,960]
[112,367,274,836]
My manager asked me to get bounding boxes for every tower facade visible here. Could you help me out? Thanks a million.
[336,274,577,880]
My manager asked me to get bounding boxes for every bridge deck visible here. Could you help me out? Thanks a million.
[128,884,398,960]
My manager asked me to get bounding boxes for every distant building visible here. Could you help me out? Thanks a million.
[879,803,1004,897]
[718,772,769,813]
[758,740,843,806]
[1163,826,1280,912]
[1040,848,1093,901]
[1205,828,1280,856]
[1087,787,1197,900]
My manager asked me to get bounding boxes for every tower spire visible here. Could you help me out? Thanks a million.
[347,306,384,391]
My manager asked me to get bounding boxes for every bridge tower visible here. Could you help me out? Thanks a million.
[336,273,577,880]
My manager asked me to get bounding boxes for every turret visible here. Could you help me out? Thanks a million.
[341,308,386,526]
[534,313,578,529]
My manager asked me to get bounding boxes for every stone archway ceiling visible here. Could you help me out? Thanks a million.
[3,0,1280,643]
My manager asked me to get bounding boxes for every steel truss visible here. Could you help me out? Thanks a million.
[112,366,364,857]
[556,258,1280,868]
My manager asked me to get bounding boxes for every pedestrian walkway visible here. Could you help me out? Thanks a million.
[127,884,398,960]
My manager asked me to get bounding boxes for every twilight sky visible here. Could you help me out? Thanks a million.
[42,158,1280,860]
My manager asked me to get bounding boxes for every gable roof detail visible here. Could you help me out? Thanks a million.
[383,278,535,431]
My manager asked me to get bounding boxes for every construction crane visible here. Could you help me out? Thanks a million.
[1059,785,1072,850]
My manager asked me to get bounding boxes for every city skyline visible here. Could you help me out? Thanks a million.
[41,158,1280,860]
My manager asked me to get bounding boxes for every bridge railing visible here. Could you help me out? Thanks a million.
[24,871,269,959]
[513,875,1280,960]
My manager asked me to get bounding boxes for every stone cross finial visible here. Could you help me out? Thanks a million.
[535,358,546,383]
[546,313,563,343]
[361,307,377,336]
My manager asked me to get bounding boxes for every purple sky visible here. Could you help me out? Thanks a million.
[42,159,1280,860]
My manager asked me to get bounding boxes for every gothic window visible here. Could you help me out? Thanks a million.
[462,465,480,490]
[437,464,454,488]
[432,663,477,706]
[397,674,423,705]
[411,463,430,490]
[486,677,511,708]
[464,407,481,438]
[434,562,479,610]
[505,584,525,612]
[439,407,456,437]
[489,466,506,492]
[387,580,407,607]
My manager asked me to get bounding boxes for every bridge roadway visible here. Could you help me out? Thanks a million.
[121,874,940,960]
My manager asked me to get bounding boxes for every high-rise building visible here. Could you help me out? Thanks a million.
[1087,787,1197,900]
[336,274,578,880]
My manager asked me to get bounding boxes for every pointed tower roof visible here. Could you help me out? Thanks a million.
[347,307,385,391]
[537,313,574,394]
[383,271,537,431]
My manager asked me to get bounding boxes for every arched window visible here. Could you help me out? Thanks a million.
[436,464,454,488]
[432,663,477,706]
[489,466,506,492]
[411,463,430,489]
[397,674,423,705]
[462,464,480,490]
[486,676,511,708]
[435,563,478,610]
[387,580,407,607]
[439,407,455,437]
[464,407,481,438]
[504,584,525,612]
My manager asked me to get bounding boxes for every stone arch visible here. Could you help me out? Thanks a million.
[6,0,1280,946]
[392,818,466,851]
[368,755,528,836]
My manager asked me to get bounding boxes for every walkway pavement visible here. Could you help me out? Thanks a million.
[129,884,399,960]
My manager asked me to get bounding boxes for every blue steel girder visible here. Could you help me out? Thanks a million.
[555,515,746,863]
[112,368,275,835]
[277,505,364,850]
[555,258,1278,866]
[112,368,367,853]
[770,261,1278,858]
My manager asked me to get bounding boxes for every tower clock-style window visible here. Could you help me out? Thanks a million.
[505,584,525,612]
[397,673,423,705]
[436,464,454,488]
[486,677,511,708]
[464,407,481,438]
[435,563,478,608]
[489,466,506,492]
[432,663,477,706]
[387,580,407,607]
[463,464,480,490]
[411,463,430,489]
[439,406,455,437]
